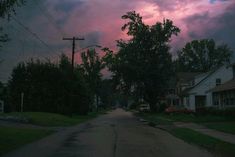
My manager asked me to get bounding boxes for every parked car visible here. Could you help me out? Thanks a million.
[139,104,150,112]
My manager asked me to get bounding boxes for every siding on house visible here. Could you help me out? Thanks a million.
[183,65,234,111]
[210,79,235,109]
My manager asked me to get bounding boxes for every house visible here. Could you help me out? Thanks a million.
[175,72,203,107]
[209,79,235,109]
[180,64,235,111]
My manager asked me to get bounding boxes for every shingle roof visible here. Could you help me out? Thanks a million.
[177,72,202,83]
[210,79,235,93]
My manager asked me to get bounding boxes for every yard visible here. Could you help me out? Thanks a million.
[0,111,107,155]
[0,127,52,156]
[170,128,235,157]
[138,112,235,156]
[139,112,235,134]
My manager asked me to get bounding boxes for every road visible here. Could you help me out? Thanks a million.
[3,109,213,157]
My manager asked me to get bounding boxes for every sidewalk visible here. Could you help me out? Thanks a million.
[174,122,235,145]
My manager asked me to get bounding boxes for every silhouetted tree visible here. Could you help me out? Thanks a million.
[8,55,92,115]
[103,11,180,111]
[80,49,105,110]
[176,39,232,72]
[0,0,25,18]
[0,0,25,48]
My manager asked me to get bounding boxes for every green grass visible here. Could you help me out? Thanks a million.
[0,111,106,126]
[170,128,235,157]
[0,127,52,156]
[161,113,234,123]
[0,111,107,155]
[204,122,235,135]
[139,112,235,124]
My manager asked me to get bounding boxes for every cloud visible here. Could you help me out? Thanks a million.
[183,2,235,49]
[1,0,235,82]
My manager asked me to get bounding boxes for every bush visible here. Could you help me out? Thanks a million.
[196,107,235,116]
[165,106,194,114]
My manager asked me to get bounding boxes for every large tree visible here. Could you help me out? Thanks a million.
[104,11,180,111]
[0,0,25,18]
[176,39,232,72]
[0,0,25,48]
[80,49,105,110]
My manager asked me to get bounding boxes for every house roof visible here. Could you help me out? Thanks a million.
[181,65,225,95]
[209,79,235,93]
[177,72,202,83]
[186,65,228,93]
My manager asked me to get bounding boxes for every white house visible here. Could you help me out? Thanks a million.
[182,64,235,111]
[209,78,235,109]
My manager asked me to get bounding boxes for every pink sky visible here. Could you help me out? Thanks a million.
[1,0,235,81]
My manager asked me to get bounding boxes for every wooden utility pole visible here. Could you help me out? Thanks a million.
[63,37,84,71]
[21,92,24,112]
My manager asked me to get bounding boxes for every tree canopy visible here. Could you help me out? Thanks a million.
[176,39,232,72]
[0,0,25,18]
[80,49,105,110]
[0,0,25,48]
[104,11,180,111]
[8,55,92,115]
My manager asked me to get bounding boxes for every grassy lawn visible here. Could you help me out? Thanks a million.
[0,111,105,126]
[0,110,107,155]
[139,112,235,124]
[169,128,235,157]
[0,127,52,156]
[139,112,235,136]
[204,122,235,135]
[159,113,233,123]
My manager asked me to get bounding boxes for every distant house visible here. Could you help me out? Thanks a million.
[175,72,203,106]
[179,64,235,111]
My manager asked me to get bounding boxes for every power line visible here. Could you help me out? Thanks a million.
[11,16,61,58]
[12,17,54,52]
[33,1,68,38]
[7,23,60,62]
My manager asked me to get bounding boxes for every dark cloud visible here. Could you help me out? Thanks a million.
[184,3,235,48]
[54,0,84,12]
[1,0,235,82]
[78,31,102,48]
[209,0,228,4]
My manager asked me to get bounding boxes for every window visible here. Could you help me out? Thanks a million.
[216,78,221,86]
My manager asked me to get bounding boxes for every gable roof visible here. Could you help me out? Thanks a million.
[185,65,226,94]
[209,79,235,93]
[177,72,202,83]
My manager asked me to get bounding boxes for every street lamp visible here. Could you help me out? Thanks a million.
[75,45,102,53]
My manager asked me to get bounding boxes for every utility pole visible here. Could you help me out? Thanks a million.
[63,37,85,71]
[21,92,24,112]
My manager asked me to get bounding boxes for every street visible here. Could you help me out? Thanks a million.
[4,109,213,157]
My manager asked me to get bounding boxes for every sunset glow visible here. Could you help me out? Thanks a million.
[0,0,235,81]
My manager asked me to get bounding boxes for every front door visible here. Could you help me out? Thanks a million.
[195,96,206,112]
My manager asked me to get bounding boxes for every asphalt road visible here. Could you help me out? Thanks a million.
[3,109,213,157]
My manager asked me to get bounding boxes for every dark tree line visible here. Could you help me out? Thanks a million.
[8,55,92,114]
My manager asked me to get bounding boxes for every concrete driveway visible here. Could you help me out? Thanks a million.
[3,109,213,157]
